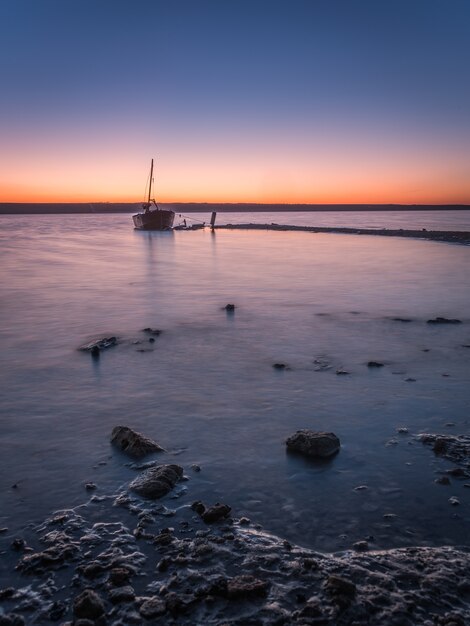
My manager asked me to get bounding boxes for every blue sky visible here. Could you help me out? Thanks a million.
[1,0,469,202]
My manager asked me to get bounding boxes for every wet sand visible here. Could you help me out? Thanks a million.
[214,223,470,245]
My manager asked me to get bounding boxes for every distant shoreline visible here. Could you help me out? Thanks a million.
[214,223,470,245]
[1,202,469,215]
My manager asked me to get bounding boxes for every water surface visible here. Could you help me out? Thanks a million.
[0,213,469,562]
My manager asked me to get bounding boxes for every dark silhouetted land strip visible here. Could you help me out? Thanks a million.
[214,223,470,245]
[1,202,469,214]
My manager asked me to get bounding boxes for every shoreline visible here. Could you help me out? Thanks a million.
[213,223,470,245]
[1,431,469,624]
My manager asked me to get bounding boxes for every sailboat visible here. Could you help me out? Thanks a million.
[132,159,175,230]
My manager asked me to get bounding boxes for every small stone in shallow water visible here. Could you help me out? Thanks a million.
[397,427,409,434]
[142,327,162,336]
[129,464,183,499]
[354,485,369,492]
[367,361,384,368]
[109,567,131,586]
[224,303,236,311]
[353,541,369,552]
[84,482,97,491]
[405,377,417,382]
[191,464,201,472]
[435,476,451,485]
[226,575,269,600]
[108,585,135,604]
[427,317,462,324]
[139,596,166,618]
[336,369,349,375]
[273,362,287,370]
[73,589,105,620]
[202,503,232,523]
[286,430,340,458]
[111,425,165,458]
[449,497,460,506]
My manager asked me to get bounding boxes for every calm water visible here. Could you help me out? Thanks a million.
[1,213,469,561]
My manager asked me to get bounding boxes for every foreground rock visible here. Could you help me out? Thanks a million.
[286,430,340,458]
[111,425,165,458]
[129,464,183,498]
[4,505,470,626]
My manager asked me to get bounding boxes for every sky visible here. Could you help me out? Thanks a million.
[0,0,469,204]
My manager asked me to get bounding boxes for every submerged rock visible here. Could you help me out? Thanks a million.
[427,317,462,325]
[111,426,165,458]
[367,361,384,368]
[224,303,236,311]
[129,464,183,499]
[142,327,162,336]
[78,336,118,351]
[286,430,340,458]
[273,363,287,370]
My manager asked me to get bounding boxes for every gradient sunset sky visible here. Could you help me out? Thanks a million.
[1,0,469,204]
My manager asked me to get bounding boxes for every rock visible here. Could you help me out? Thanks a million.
[286,430,340,458]
[109,567,131,586]
[149,337,155,343]
[405,377,417,382]
[73,589,105,620]
[11,538,25,551]
[191,501,206,515]
[226,575,269,599]
[325,575,356,598]
[90,345,100,358]
[108,585,135,604]
[142,327,162,336]
[202,503,232,523]
[129,464,183,498]
[435,476,451,485]
[427,317,462,325]
[191,464,201,472]
[449,497,460,506]
[353,541,369,552]
[367,361,384,368]
[111,425,165,458]
[0,527,8,533]
[397,427,409,434]
[336,369,349,375]
[239,517,250,525]
[139,596,166,618]
[392,317,413,322]
[224,304,235,311]
[85,482,97,491]
[79,336,117,351]
[0,615,25,626]
[273,363,287,370]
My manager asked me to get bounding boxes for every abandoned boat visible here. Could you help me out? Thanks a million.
[132,159,175,230]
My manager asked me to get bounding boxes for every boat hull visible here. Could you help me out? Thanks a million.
[132,209,175,230]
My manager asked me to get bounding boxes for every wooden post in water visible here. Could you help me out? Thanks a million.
[210,211,217,230]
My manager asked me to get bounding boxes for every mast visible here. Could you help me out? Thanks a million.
[148,158,154,204]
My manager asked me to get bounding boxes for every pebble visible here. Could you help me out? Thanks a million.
[435,476,451,485]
